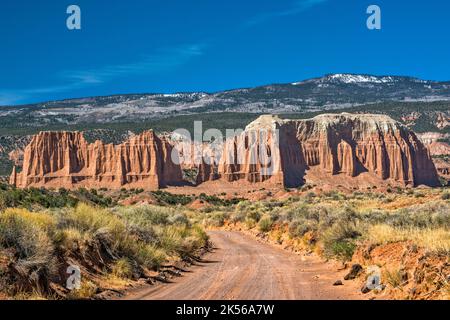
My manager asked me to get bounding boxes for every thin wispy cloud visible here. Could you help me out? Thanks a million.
[0,44,205,105]
[246,0,329,26]
[63,44,205,85]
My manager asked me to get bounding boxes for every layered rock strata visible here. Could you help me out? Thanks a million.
[198,113,440,187]
[10,113,440,189]
[10,131,183,189]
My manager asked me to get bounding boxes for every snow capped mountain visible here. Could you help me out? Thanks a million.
[1,74,449,126]
[293,74,430,86]
[324,74,395,84]
[160,92,209,98]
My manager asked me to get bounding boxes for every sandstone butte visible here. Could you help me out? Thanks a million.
[10,130,182,190]
[10,113,440,190]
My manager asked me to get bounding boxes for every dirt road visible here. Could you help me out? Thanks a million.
[124,231,364,300]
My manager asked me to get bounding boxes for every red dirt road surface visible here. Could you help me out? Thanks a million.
[124,231,365,300]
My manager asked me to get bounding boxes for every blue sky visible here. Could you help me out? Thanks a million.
[1,0,449,105]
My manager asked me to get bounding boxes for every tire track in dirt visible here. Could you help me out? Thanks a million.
[200,232,258,300]
[123,230,364,300]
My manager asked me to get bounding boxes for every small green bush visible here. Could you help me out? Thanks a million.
[441,192,450,200]
[204,212,226,227]
[258,216,273,232]
[0,209,57,284]
[288,220,317,238]
[111,258,134,279]
[151,191,192,206]
[322,223,361,261]
[244,218,257,229]
[246,210,261,222]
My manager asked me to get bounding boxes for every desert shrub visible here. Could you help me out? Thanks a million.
[63,204,126,244]
[67,280,98,299]
[112,206,160,245]
[337,207,359,224]
[75,188,115,207]
[258,215,273,232]
[265,201,284,209]
[244,218,257,229]
[0,209,57,291]
[323,190,346,201]
[246,210,261,222]
[280,203,308,221]
[0,185,79,209]
[358,208,386,221]
[385,201,449,229]
[268,209,281,222]
[282,203,331,224]
[53,227,86,251]
[235,201,269,221]
[382,197,394,204]
[154,224,202,259]
[287,195,300,202]
[0,209,56,257]
[157,225,185,254]
[168,213,189,225]
[122,240,166,269]
[327,241,356,262]
[4,208,56,232]
[151,190,192,205]
[204,212,226,227]
[63,204,205,266]
[191,225,209,246]
[235,200,251,212]
[305,192,316,202]
[111,258,134,279]
[115,205,208,262]
[228,212,244,224]
[0,201,210,298]
[288,219,318,238]
[198,193,242,206]
[367,225,450,254]
[322,222,361,261]
[442,192,450,201]
[383,268,406,288]
[116,205,173,227]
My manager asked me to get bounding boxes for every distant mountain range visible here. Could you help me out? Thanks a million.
[0,73,449,177]
[1,73,450,127]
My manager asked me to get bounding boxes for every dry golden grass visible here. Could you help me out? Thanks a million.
[100,275,133,289]
[13,292,50,300]
[0,203,210,299]
[381,194,442,210]
[367,225,450,254]
[2,208,56,231]
[383,268,406,288]
[349,199,383,211]
[66,280,98,300]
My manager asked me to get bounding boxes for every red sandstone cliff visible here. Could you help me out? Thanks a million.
[10,113,440,190]
[198,114,440,187]
[10,130,183,189]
